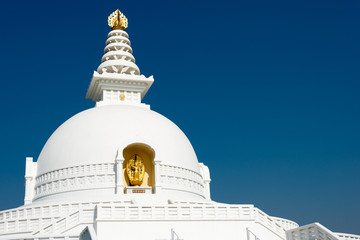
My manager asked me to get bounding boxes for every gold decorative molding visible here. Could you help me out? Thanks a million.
[108,9,128,30]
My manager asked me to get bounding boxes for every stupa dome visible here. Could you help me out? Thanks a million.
[37,105,199,174]
[34,105,206,203]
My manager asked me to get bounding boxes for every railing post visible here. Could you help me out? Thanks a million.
[64,214,68,231]
[15,219,18,233]
[115,157,124,194]
[26,219,30,232]
[39,218,43,234]
[111,206,114,220]
[153,160,162,194]
[79,209,82,225]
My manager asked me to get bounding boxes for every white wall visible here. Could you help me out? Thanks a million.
[95,220,283,240]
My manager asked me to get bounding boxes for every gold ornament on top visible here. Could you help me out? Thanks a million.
[126,154,145,186]
[108,9,128,30]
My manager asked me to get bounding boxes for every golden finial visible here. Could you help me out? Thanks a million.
[108,9,128,30]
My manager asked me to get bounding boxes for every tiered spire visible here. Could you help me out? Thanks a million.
[98,30,139,75]
[86,10,154,108]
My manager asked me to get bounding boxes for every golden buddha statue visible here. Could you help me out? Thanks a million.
[126,154,145,186]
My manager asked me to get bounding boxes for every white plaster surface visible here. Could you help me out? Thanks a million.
[35,105,204,202]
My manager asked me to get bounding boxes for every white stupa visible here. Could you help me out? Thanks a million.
[0,10,358,240]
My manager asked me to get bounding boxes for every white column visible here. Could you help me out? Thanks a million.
[204,179,211,200]
[24,176,33,205]
[199,163,211,200]
[24,157,37,205]
[115,157,124,194]
[153,160,162,194]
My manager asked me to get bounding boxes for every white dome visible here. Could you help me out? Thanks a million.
[34,105,205,202]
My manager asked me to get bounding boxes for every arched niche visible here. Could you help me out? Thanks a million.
[122,143,155,190]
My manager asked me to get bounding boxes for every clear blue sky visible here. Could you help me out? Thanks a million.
[0,0,359,235]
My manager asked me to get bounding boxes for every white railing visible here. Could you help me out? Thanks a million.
[0,202,293,239]
[160,163,205,197]
[254,208,285,239]
[33,208,94,236]
[0,200,131,235]
[96,204,254,221]
[95,204,287,239]
[272,216,299,231]
[34,163,115,200]
[36,163,115,185]
[286,222,340,240]
[168,199,214,205]
[336,233,360,240]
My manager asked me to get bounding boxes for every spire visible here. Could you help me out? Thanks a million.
[108,9,128,30]
[86,10,154,108]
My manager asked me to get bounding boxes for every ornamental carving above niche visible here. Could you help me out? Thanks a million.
[126,154,145,186]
